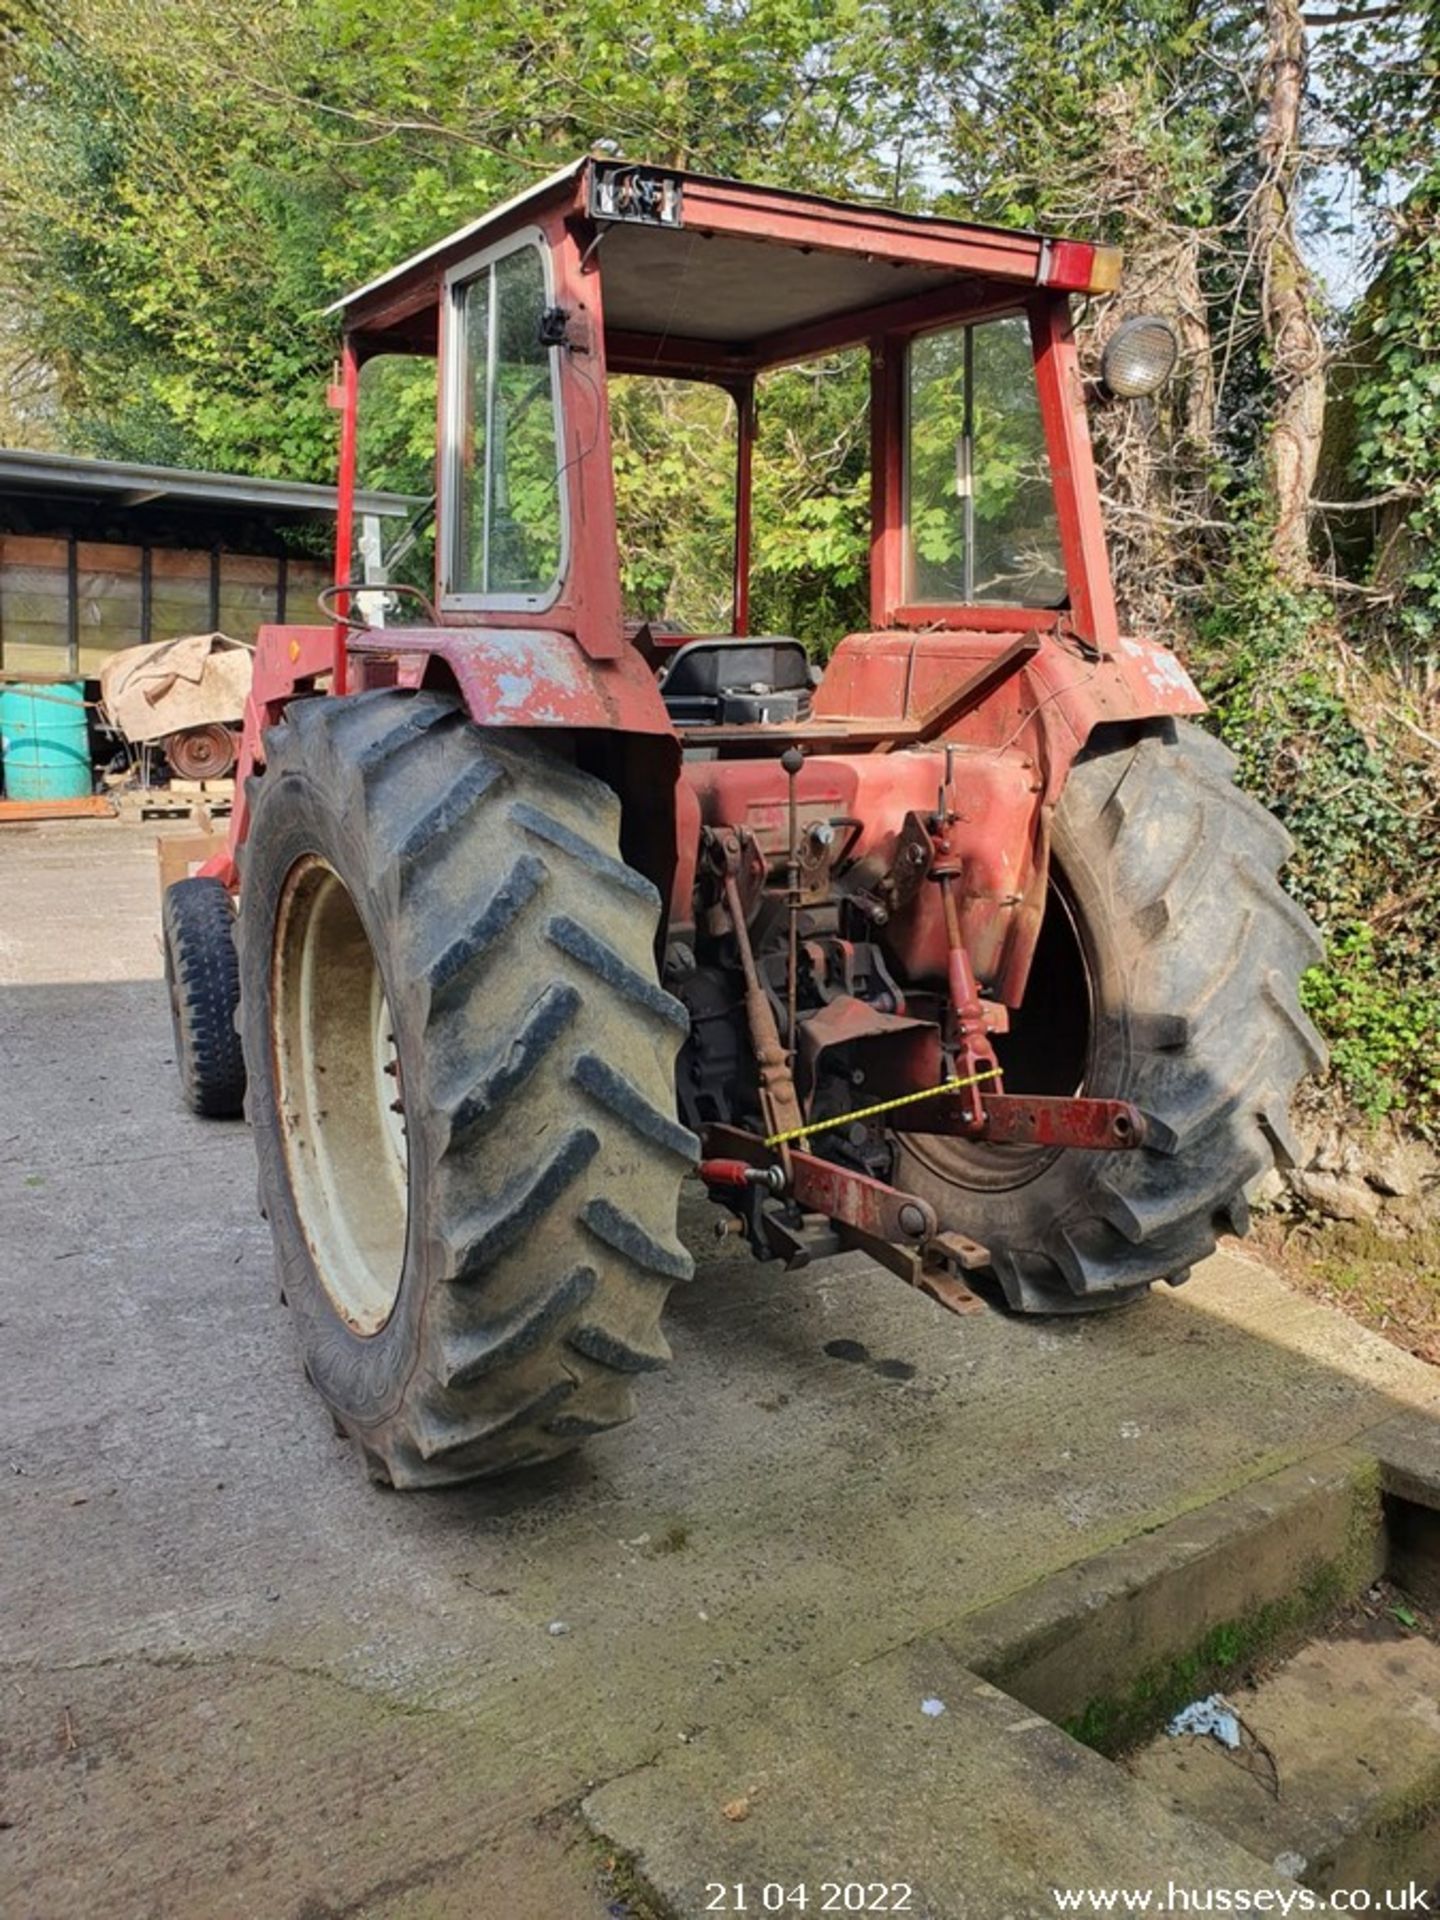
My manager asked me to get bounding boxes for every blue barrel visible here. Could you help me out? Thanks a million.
[0,681,92,800]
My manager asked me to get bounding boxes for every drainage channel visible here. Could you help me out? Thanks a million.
[949,1419,1440,1910]
[1129,1578,1440,1902]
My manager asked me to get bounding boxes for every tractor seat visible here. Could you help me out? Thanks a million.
[657,636,813,727]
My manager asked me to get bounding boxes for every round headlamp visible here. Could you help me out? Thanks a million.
[1100,315,1179,399]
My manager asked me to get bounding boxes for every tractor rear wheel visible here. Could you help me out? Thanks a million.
[162,875,246,1118]
[894,721,1325,1314]
[236,690,696,1487]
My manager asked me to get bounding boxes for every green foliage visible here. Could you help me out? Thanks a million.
[750,353,871,651]
[0,0,922,476]
[1350,177,1440,648]
[1194,527,1440,1133]
[357,357,437,501]
[610,378,739,632]
[932,0,1226,238]
[907,313,1064,605]
[0,28,343,476]
[605,358,873,649]
[1301,929,1440,1129]
[1318,6,1440,650]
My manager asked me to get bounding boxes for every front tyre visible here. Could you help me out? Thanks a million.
[162,875,246,1118]
[894,722,1325,1314]
[237,691,696,1487]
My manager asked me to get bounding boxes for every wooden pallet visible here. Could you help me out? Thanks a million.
[156,826,228,891]
[116,779,234,823]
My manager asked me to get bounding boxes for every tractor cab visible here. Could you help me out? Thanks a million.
[324,157,1159,688]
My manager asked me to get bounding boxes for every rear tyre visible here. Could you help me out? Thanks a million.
[894,722,1325,1314]
[162,876,246,1118]
[236,690,696,1488]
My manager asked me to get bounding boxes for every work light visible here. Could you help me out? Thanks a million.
[1100,315,1179,398]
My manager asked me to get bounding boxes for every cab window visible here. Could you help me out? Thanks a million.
[610,375,736,632]
[905,313,1065,607]
[447,240,563,604]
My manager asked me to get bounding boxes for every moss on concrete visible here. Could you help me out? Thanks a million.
[1369,1752,1440,1844]
[587,1830,678,1920]
[1061,1461,1382,1757]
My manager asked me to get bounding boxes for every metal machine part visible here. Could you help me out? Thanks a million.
[164,723,238,782]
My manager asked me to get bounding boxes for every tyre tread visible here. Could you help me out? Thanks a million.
[238,692,690,1487]
[900,719,1324,1314]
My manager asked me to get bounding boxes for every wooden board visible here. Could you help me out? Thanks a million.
[0,795,114,823]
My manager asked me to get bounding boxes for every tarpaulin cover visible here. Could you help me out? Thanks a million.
[99,632,252,745]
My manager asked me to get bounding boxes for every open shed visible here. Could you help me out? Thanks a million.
[0,449,417,678]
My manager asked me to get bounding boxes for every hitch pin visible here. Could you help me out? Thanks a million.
[699,1159,786,1193]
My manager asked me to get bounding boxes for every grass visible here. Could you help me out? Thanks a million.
[1252,1216,1440,1367]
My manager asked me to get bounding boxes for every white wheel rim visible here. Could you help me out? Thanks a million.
[272,857,408,1334]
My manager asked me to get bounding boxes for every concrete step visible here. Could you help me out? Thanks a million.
[585,1639,1295,1918]
[1129,1620,1440,1901]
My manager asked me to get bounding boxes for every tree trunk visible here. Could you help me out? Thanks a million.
[1252,0,1326,583]
[1090,223,1217,637]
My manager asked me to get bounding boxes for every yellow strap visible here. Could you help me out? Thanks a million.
[763,1066,1003,1149]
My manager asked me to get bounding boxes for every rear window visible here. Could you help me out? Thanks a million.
[906,313,1065,607]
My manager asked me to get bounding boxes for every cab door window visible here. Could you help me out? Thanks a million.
[446,238,564,606]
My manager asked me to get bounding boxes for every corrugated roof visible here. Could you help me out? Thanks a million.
[0,447,420,519]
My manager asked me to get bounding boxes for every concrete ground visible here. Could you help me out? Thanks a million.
[3,818,1439,1919]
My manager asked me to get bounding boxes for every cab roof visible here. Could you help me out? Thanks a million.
[329,157,1120,366]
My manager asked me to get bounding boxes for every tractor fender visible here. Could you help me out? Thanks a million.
[815,627,1204,802]
[349,627,675,735]
[206,624,677,894]
[1031,632,1206,762]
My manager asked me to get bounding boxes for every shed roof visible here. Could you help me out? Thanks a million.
[0,448,418,521]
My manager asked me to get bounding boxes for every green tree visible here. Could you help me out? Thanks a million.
[0,0,924,475]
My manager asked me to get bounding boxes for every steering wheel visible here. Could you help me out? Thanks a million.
[317,581,440,630]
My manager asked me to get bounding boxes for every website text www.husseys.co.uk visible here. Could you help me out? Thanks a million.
[1052,1883,1433,1913]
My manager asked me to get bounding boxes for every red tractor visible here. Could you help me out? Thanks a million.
[161,159,1322,1487]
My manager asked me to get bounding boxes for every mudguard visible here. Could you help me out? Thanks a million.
[206,622,675,890]
[814,627,1205,802]
[349,627,674,735]
[808,625,1208,1002]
